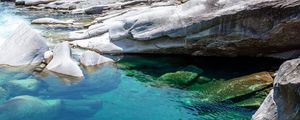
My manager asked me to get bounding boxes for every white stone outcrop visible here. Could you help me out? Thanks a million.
[46,42,83,77]
[0,23,49,66]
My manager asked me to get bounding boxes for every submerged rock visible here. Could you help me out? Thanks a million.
[4,78,40,95]
[253,58,300,120]
[80,50,114,67]
[0,95,61,120]
[157,71,198,86]
[188,72,273,102]
[46,42,83,77]
[0,95,102,120]
[0,23,49,66]
[0,87,8,104]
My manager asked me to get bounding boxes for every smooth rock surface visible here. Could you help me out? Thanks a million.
[46,42,83,77]
[0,23,49,66]
[80,50,114,67]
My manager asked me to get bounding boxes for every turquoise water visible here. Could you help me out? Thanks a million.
[0,3,284,120]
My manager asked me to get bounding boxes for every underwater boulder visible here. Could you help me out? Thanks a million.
[0,95,61,120]
[4,78,40,96]
[187,72,273,102]
[0,87,8,104]
[157,71,198,86]
[0,95,102,120]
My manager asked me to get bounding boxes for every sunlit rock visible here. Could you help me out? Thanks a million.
[46,42,83,77]
[80,50,114,67]
[0,23,49,66]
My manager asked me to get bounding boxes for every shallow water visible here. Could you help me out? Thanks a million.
[0,3,285,120]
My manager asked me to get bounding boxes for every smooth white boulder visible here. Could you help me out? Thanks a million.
[32,18,74,24]
[80,51,114,66]
[46,42,83,77]
[0,23,49,66]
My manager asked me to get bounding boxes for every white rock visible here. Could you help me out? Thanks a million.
[70,33,123,54]
[16,0,56,6]
[0,23,49,66]
[32,18,74,24]
[46,42,83,77]
[43,50,53,63]
[80,51,114,66]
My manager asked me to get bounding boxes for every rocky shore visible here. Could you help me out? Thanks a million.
[0,0,300,120]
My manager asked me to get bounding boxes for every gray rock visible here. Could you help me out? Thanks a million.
[0,23,49,66]
[46,42,83,77]
[253,58,300,120]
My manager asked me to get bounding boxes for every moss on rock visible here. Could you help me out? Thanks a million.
[157,71,198,86]
[187,72,273,102]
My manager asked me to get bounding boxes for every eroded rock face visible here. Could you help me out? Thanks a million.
[253,58,300,120]
[0,23,49,66]
[46,42,83,77]
[67,0,300,58]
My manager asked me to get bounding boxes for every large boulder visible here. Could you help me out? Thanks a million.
[0,23,49,66]
[46,42,83,77]
[253,58,300,120]
[69,0,300,58]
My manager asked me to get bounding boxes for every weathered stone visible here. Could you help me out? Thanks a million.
[254,58,300,120]
[0,23,49,66]
[46,42,83,77]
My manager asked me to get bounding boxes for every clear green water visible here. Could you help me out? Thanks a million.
[0,3,285,120]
